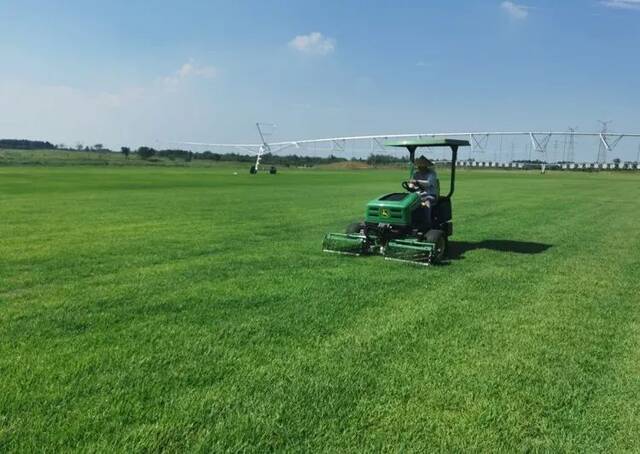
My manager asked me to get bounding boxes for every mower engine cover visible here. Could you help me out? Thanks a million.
[365,192,421,226]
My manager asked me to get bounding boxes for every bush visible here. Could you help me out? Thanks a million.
[137,147,156,159]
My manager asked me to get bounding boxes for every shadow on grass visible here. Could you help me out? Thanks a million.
[448,239,552,260]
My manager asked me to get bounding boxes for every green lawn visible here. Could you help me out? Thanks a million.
[1,166,639,451]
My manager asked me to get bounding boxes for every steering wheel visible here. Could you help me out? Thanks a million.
[402,181,419,193]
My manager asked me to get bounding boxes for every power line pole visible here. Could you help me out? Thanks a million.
[567,127,576,162]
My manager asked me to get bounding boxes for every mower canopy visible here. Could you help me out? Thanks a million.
[384,138,470,149]
[385,138,470,198]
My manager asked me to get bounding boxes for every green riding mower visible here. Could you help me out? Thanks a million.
[322,138,470,265]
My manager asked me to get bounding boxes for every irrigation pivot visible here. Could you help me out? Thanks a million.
[174,126,640,165]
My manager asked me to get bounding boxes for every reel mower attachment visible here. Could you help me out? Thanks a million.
[322,233,369,256]
[384,239,435,266]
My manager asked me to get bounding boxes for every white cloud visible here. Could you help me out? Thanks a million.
[0,60,220,148]
[163,60,217,87]
[176,61,217,79]
[0,81,133,146]
[600,0,640,10]
[501,1,529,19]
[288,32,335,55]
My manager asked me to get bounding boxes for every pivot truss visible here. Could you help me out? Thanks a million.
[174,130,640,163]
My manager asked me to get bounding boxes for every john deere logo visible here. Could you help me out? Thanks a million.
[380,208,390,218]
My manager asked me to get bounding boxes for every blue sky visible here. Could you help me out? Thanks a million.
[1,0,639,160]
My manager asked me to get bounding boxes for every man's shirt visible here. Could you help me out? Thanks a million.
[413,169,439,198]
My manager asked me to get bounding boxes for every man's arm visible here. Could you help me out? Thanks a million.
[412,171,438,193]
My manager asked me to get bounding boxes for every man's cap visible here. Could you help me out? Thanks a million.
[415,156,434,167]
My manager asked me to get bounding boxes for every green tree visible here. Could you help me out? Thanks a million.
[137,146,156,159]
[121,147,131,159]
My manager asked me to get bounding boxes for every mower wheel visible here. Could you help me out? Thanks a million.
[425,229,446,263]
[345,222,365,234]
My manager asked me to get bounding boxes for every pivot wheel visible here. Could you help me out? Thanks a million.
[425,229,446,263]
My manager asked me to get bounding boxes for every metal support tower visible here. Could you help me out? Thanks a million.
[597,120,612,163]
[255,122,277,171]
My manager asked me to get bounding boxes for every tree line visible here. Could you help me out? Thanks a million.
[0,139,411,166]
[126,148,409,166]
[0,139,56,149]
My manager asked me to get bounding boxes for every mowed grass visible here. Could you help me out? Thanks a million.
[1,166,639,451]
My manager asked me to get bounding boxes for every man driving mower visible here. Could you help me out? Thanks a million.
[408,156,439,229]
[323,138,469,265]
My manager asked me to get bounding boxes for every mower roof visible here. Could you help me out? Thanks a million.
[385,138,470,148]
